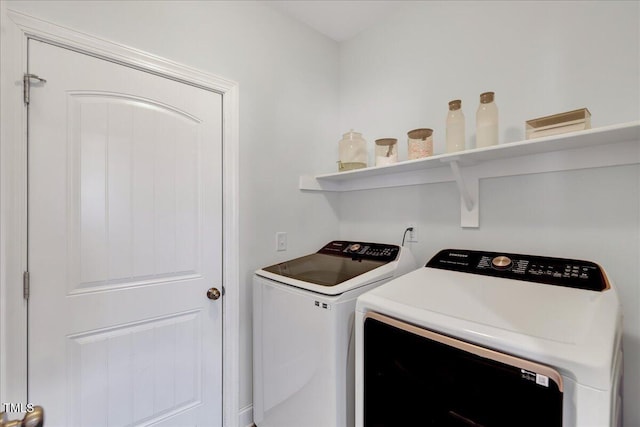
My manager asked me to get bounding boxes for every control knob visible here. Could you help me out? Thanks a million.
[492,256,513,270]
[348,243,362,252]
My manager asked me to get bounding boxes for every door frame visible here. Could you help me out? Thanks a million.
[0,9,241,426]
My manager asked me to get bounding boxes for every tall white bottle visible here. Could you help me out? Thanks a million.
[476,91,498,148]
[446,99,466,153]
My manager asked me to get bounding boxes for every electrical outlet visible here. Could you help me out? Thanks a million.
[407,224,418,243]
[276,232,287,251]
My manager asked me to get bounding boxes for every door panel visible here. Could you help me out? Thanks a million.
[68,94,203,292]
[67,311,202,426]
[28,39,222,426]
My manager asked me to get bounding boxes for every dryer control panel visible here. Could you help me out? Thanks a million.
[427,249,608,291]
[319,241,399,262]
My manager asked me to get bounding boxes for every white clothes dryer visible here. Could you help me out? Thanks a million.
[356,249,623,427]
[253,241,416,427]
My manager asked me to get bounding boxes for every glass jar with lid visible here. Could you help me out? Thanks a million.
[338,130,367,172]
[375,138,398,166]
[407,128,433,160]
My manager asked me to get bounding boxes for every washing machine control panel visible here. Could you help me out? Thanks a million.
[427,249,608,291]
[319,241,400,262]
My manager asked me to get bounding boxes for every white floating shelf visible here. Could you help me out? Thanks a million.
[300,121,640,228]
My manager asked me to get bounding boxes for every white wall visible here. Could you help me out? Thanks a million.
[337,1,640,425]
[2,0,341,420]
[339,1,639,154]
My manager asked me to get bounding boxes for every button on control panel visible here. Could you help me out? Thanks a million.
[427,249,608,292]
[491,256,513,270]
[319,241,400,262]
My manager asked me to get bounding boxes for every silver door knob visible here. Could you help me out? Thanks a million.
[207,287,221,300]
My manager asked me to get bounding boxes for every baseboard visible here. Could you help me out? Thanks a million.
[239,404,253,427]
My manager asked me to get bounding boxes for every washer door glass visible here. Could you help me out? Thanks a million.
[263,253,387,287]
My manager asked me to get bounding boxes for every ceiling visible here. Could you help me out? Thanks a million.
[267,1,408,42]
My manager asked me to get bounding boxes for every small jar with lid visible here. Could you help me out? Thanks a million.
[375,138,398,166]
[338,130,368,172]
[476,91,499,148]
[446,99,466,153]
[407,128,433,160]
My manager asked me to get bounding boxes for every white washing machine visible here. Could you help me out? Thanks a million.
[253,240,416,427]
[355,249,623,427]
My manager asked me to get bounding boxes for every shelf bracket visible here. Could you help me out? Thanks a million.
[444,159,479,228]
[299,175,342,191]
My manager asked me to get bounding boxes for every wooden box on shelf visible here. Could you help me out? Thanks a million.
[526,108,591,140]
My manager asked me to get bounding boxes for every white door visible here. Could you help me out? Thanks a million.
[27,39,223,426]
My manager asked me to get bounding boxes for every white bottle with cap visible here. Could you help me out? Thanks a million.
[476,91,499,148]
[446,99,466,153]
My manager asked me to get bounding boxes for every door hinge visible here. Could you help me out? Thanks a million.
[23,73,47,105]
[23,271,30,300]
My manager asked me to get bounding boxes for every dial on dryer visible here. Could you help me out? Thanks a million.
[492,256,513,270]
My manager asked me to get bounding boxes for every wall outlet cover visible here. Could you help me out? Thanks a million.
[276,232,287,251]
